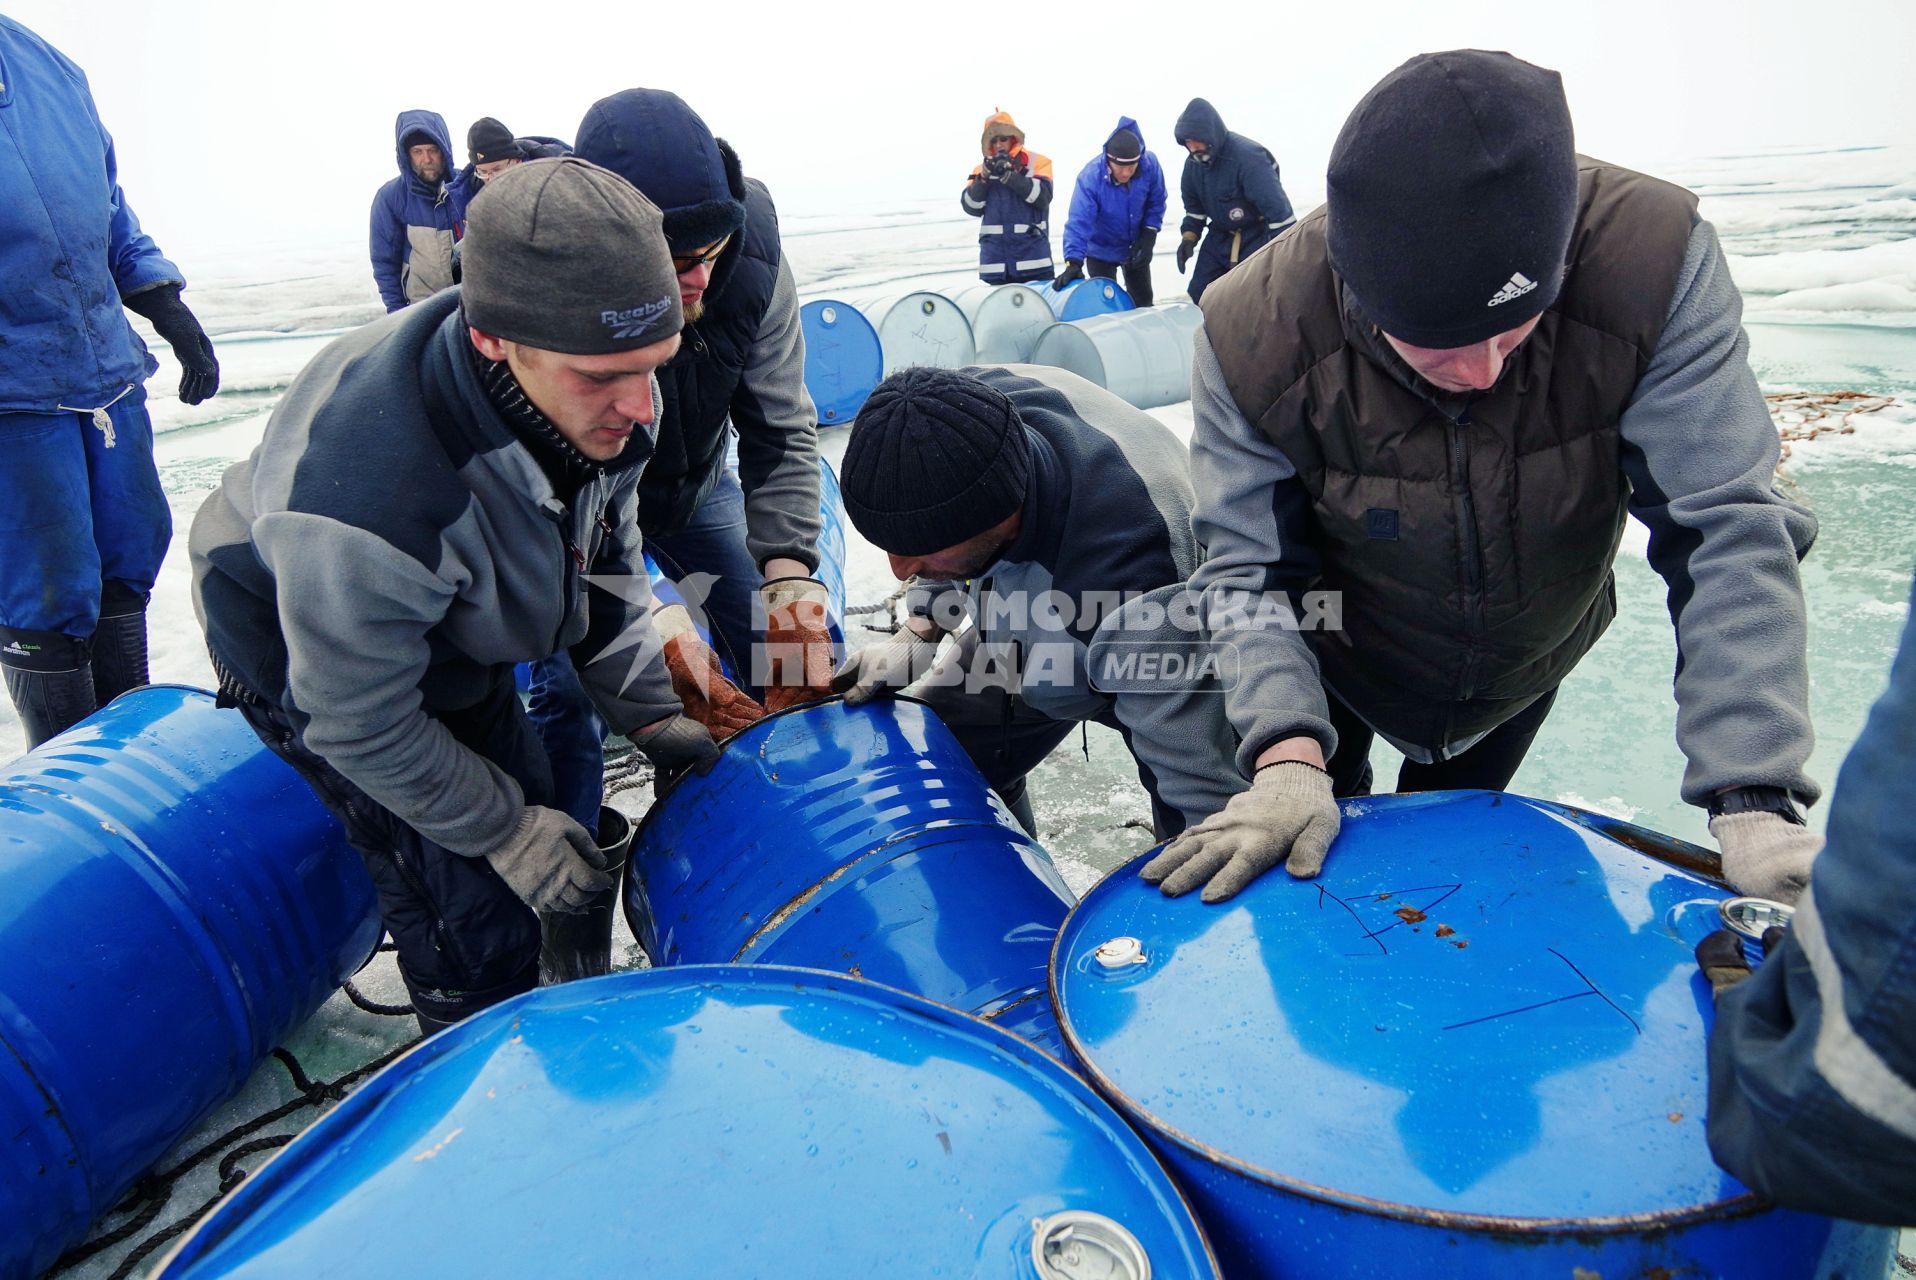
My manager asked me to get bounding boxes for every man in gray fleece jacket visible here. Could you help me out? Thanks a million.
[1151,51,1822,905]
[191,159,716,1029]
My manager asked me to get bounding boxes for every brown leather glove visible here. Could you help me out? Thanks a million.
[655,604,764,738]
[760,576,835,714]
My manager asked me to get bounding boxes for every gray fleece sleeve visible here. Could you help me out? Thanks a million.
[733,256,823,573]
[1187,328,1336,776]
[254,514,524,856]
[1619,218,1820,806]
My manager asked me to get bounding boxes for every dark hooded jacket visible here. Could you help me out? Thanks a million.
[575,90,820,566]
[369,110,471,312]
[1173,98,1295,301]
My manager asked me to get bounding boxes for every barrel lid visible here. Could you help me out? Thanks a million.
[1051,791,1753,1227]
[163,966,1216,1277]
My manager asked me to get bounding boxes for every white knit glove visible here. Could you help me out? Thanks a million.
[1711,811,1821,904]
[1141,762,1342,903]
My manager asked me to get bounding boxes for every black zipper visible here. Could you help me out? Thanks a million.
[1445,408,1486,702]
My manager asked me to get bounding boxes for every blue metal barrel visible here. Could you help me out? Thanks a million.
[814,457,849,645]
[1048,790,1896,1279]
[156,967,1219,1278]
[0,687,381,1279]
[625,698,1074,1053]
[1036,277,1134,321]
[799,298,883,424]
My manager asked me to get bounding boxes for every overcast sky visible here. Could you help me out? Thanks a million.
[8,0,1913,260]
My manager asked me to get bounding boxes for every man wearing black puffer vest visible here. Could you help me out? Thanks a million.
[1155,51,1823,909]
[518,89,830,831]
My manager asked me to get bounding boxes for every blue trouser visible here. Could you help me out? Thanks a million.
[525,468,761,827]
[1187,227,1275,304]
[0,387,169,658]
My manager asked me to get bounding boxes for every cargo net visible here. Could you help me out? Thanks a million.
[1768,389,1899,463]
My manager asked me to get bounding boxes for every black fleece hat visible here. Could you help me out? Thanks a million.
[1327,50,1578,349]
[575,89,748,254]
[841,368,1031,556]
[1105,129,1143,163]
[467,117,524,166]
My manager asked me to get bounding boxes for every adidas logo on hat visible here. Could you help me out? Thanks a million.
[1487,271,1538,307]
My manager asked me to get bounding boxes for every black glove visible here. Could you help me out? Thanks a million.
[1128,228,1158,270]
[1054,260,1084,289]
[1176,231,1199,275]
[123,284,219,405]
[984,153,1014,180]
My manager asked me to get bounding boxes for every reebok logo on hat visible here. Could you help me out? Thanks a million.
[1487,271,1538,307]
[601,296,675,340]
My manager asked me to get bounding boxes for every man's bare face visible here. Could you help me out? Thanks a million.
[409,142,445,184]
[474,157,521,183]
[469,328,683,461]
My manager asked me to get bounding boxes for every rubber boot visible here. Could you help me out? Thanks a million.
[998,780,1039,838]
[415,1008,459,1039]
[90,598,151,707]
[4,664,100,750]
[538,806,634,985]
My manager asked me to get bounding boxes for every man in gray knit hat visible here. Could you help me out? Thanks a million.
[191,158,714,1031]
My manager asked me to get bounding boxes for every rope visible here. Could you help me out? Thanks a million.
[342,979,413,1018]
[50,1038,418,1277]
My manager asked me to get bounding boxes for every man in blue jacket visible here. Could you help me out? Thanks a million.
[1695,567,1916,1225]
[1172,98,1296,302]
[0,15,221,749]
[370,109,471,312]
[1058,119,1167,307]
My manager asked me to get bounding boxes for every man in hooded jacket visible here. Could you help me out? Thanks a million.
[513,89,830,829]
[962,111,1056,285]
[1172,98,1296,303]
[370,109,472,312]
[1059,118,1168,307]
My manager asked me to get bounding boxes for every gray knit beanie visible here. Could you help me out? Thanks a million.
[841,367,1030,556]
[461,157,682,354]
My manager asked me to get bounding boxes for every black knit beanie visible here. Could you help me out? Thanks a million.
[1105,129,1143,163]
[467,117,523,166]
[1327,50,1578,349]
[841,368,1031,557]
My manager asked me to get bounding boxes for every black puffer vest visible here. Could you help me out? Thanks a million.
[1201,160,1698,751]
[639,174,782,535]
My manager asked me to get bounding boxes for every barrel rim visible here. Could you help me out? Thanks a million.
[158,964,1222,1275]
[1046,790,1766,1237]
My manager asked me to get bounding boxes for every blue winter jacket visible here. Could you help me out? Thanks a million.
[369,110,469,312]
[1063,117,1168,265]
[1704,567,1916,1224]
[0,16,182,413]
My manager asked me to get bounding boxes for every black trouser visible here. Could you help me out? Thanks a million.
[922,684,1182,841]
[1324,687,1559,799]
[1086,256,1153,308]
[224,668,554,1025]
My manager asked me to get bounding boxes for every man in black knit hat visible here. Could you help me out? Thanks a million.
[513,89,830,833]
[833,365,1243,840]
[191,158,718,1030]
[1157,50,1822,905]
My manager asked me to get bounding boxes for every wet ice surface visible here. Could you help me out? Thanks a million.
[34,147,1916,1274]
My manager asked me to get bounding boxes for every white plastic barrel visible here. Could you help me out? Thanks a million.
[951,283,1054,364]
[859,292,976,374]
